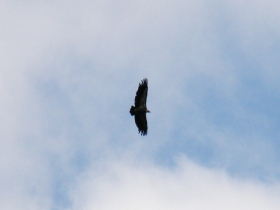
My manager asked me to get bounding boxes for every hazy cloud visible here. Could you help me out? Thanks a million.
[1,0,280,209]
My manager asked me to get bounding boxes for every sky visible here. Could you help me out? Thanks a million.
[1,0,280,209]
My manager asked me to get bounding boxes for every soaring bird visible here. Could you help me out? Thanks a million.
[130,78,150,135]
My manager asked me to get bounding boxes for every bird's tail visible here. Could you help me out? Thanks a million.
[130,106,135,116]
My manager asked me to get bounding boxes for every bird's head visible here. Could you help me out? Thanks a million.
[146,110,151,113]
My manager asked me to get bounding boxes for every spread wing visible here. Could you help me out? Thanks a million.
[134,113,148,136]
[135,78,148,107]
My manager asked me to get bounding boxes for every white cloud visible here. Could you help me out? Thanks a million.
[71,157,280,210]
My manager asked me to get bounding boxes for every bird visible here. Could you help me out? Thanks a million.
[130,78,150,135]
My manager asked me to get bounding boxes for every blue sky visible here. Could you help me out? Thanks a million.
[1,0,280,209]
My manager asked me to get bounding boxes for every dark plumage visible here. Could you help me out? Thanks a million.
[130,78,150,135]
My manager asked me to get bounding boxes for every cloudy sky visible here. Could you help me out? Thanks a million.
[1,0,280,209]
